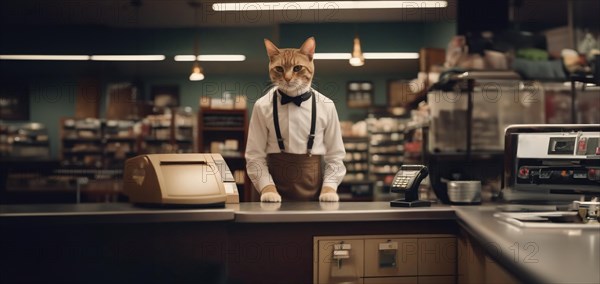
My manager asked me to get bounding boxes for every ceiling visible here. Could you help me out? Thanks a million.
[0,0,589,77]
[0,0,459,28]
[0,0,583,29]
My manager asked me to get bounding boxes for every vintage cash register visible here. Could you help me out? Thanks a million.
[502,124,600,203]
[123,154,239,206]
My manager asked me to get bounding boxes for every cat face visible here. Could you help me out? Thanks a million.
[264,37,315,97]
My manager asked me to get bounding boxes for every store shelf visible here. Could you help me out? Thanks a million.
[105,137,137,142]
[342,136,369,140]
[345,170,369,174]
[344,159,369,163]
[202,127,246,131]
[0,122,52,159]
[11,141,50,146]
[149,125,171,129]
[63,151,103,155]
[144,138,171,143]
[369,152,404,155]
[63,137,103,142]
[60,118,140,169]
[199,108,248,114]
[369,130,405,135]
[366,113,408,192]
[370,140,404,146]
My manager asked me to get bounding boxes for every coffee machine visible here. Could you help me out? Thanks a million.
[502,124,600,203]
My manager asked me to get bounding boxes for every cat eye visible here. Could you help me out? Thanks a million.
[274,66,284,73]
[293,65,302,72]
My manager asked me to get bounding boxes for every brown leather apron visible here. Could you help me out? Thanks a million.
[268,89,322,201]
[267,153,323,201]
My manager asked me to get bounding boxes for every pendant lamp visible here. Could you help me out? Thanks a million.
[349,34,365,67]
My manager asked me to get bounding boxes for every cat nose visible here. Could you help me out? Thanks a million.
[284,76,292,82]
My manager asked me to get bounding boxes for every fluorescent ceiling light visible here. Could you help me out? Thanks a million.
[213,1,447,11]
[363,52,419,59]
[314,53,351,60]
[90,55,165,61]
[0,55,90,61]
[314,52,418,60]
[174,55,247,61]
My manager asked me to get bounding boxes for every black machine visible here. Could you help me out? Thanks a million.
[390,165,431,207]
[502,124,600,203]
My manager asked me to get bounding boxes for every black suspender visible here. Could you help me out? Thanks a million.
[272,91,285,151]
[307,91,317,156]
[272,90,317,156]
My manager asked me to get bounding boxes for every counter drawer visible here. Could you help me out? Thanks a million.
[316,239,365,284]
[363,276,417,284]
[364,238,418,277]
[418,238,457,276]
[362,276,455,284]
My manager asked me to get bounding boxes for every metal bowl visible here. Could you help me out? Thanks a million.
[447,181,482,204]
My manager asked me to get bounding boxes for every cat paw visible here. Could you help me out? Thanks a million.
[319,186,339,202]
[319,192,339,202]
[261,192,282,202]
[260,185,281,202]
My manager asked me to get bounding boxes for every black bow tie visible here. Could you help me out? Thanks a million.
[278,90,312,106]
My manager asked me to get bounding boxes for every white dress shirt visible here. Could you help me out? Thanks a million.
[245,87,347,192]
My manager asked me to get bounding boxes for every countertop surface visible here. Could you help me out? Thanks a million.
[232,201,456,223]
[455,206,600,284]
[0,202,455,224]
[0,203,235,224]
[1,202,599,283]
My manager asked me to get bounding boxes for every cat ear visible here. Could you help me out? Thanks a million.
[264,38,280,58]
[299,37,316,61]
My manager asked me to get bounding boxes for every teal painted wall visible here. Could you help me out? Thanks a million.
[1,22,455,158]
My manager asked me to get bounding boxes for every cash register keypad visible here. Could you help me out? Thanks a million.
[393,176,411,188]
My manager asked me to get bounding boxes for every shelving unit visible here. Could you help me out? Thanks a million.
[339,136,372,201]
[61,118,104,168]
[0,122,50,158]
[60,118,140,169]
[103,120,139,168]
[197,108,250,200]
[140,107,196,154]
[366,109,409,201]
[142,111,174,154]
[173,108,196,153]
[3,118,141,204]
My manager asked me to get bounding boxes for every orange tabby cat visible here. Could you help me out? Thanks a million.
[245,37,346,202]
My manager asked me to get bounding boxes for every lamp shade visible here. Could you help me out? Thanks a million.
[349,35,365,67]
[189,62,205,81]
